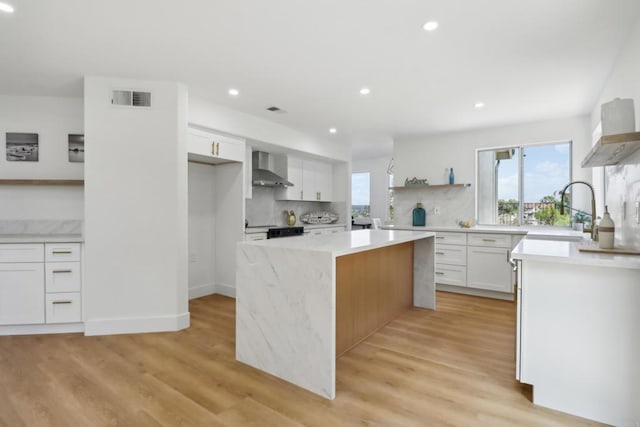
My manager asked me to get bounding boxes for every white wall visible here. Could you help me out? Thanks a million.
[83,77,189,335]
[590,13,640,247]
[0,95,84,220]
[188,162,216,299]
[352,156,392,221]
[393,116,591,226]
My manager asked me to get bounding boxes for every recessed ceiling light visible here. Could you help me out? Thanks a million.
[423,21,439,31]
[360,87,371,95]
[228,88,239,96]
[0,2,14,13]
[329,128,337,134]
[474,102,485,109]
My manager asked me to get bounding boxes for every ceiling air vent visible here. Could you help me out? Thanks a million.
[111,90,152,107]
[266,106,287,114]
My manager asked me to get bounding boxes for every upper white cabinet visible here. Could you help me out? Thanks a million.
[187,127,245,165]
[277,156,333,202]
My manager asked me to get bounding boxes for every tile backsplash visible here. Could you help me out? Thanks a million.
[393,186,474,227]
[246,187,345,227]
[0,219,83,235]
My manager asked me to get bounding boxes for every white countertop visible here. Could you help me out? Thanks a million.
[0,234,84,243]
[239,229,434,256]
[512,238,640,269]
[382,224,590,240]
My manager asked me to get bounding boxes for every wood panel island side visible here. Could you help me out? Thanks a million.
[236,229,436,399]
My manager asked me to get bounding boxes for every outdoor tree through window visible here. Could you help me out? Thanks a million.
[477,142,572,226]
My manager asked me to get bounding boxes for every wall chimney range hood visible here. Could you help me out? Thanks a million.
[252,151,293,187]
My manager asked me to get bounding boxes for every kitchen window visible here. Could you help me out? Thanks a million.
[351,172,371,217]
[477,141,572,226]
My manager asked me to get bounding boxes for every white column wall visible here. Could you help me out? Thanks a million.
[83,77,189,335]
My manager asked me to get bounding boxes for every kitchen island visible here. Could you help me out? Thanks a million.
[236,229,435,399]
[512,238,640,426]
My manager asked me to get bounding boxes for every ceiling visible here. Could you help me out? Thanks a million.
[1,0,639,160]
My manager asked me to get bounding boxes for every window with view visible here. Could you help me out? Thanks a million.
[351,172,370,217]
[477,141,572,226]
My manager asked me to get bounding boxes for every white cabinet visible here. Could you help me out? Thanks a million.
[244,233,267,241]
[434,232,467,287]
[467,233,513,293]
[187,127,245,164]
[0,244,45,325]
[0,242,82,327]
[277,157,333,201]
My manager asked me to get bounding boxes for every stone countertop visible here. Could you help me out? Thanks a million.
[0,234,84,244]
[239,229,434,257]
[511,238,640,269]
[382,224,590,240]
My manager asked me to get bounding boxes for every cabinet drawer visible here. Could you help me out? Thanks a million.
[45,262,81,293]
[435,244,467,266]
[434,232,467,245]
[468,233,512,248]
[45,243,81,262]
[46,292,81,324]
[435,264,467,287]
[0,244,44,263]
[244,233,267,241]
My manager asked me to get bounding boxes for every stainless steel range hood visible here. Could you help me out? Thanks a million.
[252,151,294,187]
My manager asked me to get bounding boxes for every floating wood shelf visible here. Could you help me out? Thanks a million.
[581,131,640,167]
[390,183,469,190]
[0,179,84,186]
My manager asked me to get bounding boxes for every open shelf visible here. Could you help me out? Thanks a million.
[581,131,640,167]
[390,183,468,190]
[0,179,84,186]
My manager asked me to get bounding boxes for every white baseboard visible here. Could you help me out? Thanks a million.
[189,283,216,300]
[436,284,514,301]
[0,323,84,336]
[188,282,236,299]
[84,311,190,336]
[214,282,236,298]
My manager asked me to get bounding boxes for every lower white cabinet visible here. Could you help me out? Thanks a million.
[0,242,82,327]
[0,262,45,325]
[466,246,512,292]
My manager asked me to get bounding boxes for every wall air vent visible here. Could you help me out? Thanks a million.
[266,106,287,114]
[111,90,152,107]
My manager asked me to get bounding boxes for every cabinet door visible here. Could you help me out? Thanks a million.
[0,263,45,325]
[276,157,303,200]
[467,246,513,292]
[187,128,244,164]
[301,160,317,201]
[315,161,333,201]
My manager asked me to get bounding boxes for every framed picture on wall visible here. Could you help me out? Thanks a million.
[6,132,39,161]
[68,134,84,162]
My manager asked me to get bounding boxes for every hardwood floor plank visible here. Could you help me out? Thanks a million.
[0,292,602,426]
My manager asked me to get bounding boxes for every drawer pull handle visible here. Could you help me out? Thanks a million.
[435,251,445,255]
[52,300,72,305]
[482,239,496,242]
[435,272,445,275]
[52,250,73,254]
[436,236,444,239]
[53,269,73,273]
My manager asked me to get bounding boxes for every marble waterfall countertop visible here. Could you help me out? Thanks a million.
[239,229,434,256]
[0,234,84,243]
[512,238,640,269]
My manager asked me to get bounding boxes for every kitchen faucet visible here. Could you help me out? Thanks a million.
[559,181,597,240]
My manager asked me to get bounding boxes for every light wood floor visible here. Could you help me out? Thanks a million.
[0,291,601,426]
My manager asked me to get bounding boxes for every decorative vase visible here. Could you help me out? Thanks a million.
[449,168,455,185]
[412,203,426,226]
[286,210,296,226]
[598,206,615,249]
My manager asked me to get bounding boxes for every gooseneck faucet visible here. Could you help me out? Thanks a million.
[559,181,596,240]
